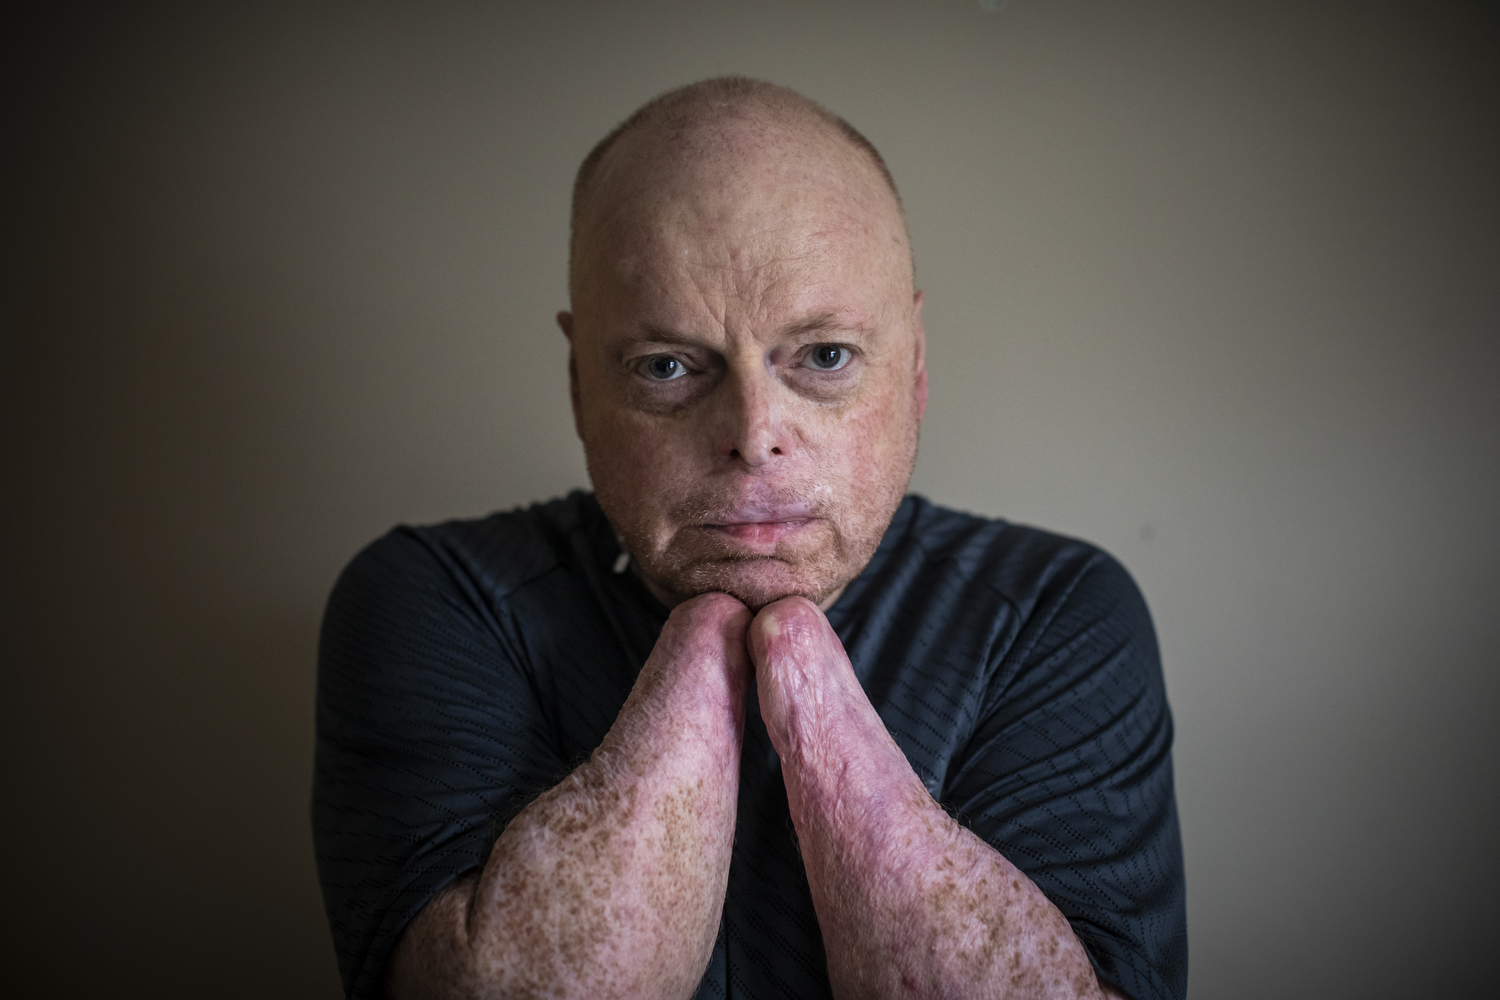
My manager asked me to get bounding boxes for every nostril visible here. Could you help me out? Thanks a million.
[771,447,782,455]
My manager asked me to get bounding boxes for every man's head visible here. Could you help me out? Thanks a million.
[559,77,927,611]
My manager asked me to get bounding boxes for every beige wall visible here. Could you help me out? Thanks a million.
[7,2,1495,996]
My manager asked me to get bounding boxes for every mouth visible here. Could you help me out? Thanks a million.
[698,503,820,550]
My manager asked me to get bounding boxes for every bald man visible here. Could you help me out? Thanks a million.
[314,79,1185,1000]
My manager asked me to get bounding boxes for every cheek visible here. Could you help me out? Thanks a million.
[583,407,699,509]
[804,382,917,484]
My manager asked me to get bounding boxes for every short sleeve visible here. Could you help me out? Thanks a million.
[945,553,1187,1000]
[312,528,569,1000]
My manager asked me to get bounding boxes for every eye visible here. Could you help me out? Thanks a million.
[642,355,686,381]
[804,344,851,371]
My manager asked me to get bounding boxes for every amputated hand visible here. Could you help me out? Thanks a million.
[745,596,1118,1000]
[747,596,918,829]
[386,591,754,1000]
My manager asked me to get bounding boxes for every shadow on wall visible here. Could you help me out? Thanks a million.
[5,7,580,995]
[6,153,343,994]
[7,595,339,997]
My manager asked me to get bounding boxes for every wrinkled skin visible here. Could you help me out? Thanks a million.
[561,110,926,611]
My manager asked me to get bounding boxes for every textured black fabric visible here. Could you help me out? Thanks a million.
[314,492,1186,1000]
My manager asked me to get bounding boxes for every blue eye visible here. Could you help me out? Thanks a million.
[644,355,685,381]
[805,345,850,371]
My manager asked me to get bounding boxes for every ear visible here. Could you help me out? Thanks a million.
[911,291,929,422]
[557,311,585,437]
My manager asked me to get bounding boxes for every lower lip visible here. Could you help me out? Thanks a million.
[704,519,815,547]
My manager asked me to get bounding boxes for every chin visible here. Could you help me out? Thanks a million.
[668,558,841,612]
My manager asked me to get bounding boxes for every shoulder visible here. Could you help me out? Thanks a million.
[332,490,603,611]
[903,499,1162,718]
[319,491,614,692]
[869,497,1159,699]
[840,497,1157,710]
[881,495,1145,625]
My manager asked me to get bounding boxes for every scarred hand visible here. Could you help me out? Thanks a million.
[746,597,917,824]
[745,597,1118,1000]
[386,590,755,1000]
[624,591,754,731]
[748,597,860,754]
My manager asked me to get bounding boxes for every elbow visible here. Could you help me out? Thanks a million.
[384,876,490,1000]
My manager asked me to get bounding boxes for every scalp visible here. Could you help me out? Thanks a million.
[569,77,909,304]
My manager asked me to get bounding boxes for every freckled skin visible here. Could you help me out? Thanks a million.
[750,597,1128,999]
[385,593,751,1000]
[386,82,1129,1000]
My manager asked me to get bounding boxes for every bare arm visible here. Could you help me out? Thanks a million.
[385,592,751,1000]
[749,597,1127,1000]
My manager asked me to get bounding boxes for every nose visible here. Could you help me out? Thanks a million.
[714,362,794,468]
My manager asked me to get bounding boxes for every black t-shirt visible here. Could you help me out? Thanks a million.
[314,492,1186,1000]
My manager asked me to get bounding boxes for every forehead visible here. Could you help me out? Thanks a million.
[631,197,887,309]
[577,117,909,318]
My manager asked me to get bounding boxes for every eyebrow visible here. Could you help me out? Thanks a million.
[782,311,845,338]
[632,310,867,346]
[632,325,708,347]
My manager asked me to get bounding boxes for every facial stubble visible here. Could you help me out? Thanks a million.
[587,412,919,612]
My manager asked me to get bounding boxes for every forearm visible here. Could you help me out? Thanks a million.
[388,594,750,1000]
[785,732,1109,999]
[753,598,1112,1000]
